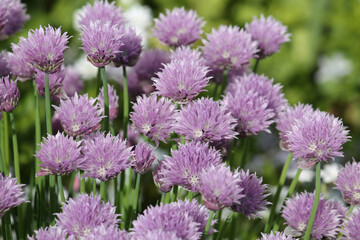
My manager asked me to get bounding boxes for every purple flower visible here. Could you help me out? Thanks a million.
[222,87,274,137]
[35,132,83,177]
[28,226,71,240]
[0,50,10,77]
[8,42,36,81]
[0,3,7,33]
[153,7,204,47]
[276,103,314,149]
[54,93,103,137]
[245,15,290,59]
[282,192,341,239]
[231,169,270,218]
[0,76,20,112]
[202,25,258,73]
[173,97,237,142]
[153,161,172,193]
[327,200,347,225]
[98,84,119,121]
[132,142,156,174]
[286,110,350,169]
[0,173,27,218]
[113,26,142,67]
[334,161,360,205]
[131,202,201,240]
[0,0,29,40]
[134,230,181,240]
[79,132,133,181]
[19,25,70,73]
[78,0,126,28]
[198,164,243,210]
[258,232,295,240]
[153,60,210,103]
[130,94,176,145]
[170,46,205,65]
[160,141,222,192]
[56,194,120,238]
[35,69,64,97]
[80,20,123,67]
[86,225,129,240]
[62,66,83,97]
[342,210,360,240]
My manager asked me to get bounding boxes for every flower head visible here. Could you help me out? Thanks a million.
[130,94,176,145]
[160,141,222,192]
[134,230,181,240]
[170,46,204,65]
[342,210,360,240]
[19,25,70,73]
[0,50,10,77]
[0,76,20,112]
[0,2,7,33]
[35,132,83,176]
[198,164,243,210]
[54,93,103,137]
[0,173,27,218]
[258,232,295,240]
[286,110,350,169]
[86,225,129,240]
[81,20,123,67]
[132,142,156,174]
[153,161,172,193]
[62,66,83,97]
[334,161,360,205]
[153,60,210,103]
[56,194,120,238]
[79,132,133,181]
[0,0,29,40]
[245,15,290,58]
[282,192,341,239]
[35,69,64,97]
[231,169,270,218]
[153,7,204,47]
[98,84,119,120]
[28,226,71,240]
[113,26,142,67]
[174,97,237,142]
[8,42,36,81]
[202,25,258,73]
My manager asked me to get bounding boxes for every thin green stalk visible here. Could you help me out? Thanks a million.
[80,172,85,193]
[187,191,194,201]
[337,205,354,239]
[212,82,219,99]
[216,212,234,240]
[0,148,3,174]
[288,168,302,196]
[3,111,10,175]
[215,70,228,100]
[9,113,20,182]
[238,138,250,169]
[100,67,110,132]
[304,162,321,240]
[132,173,141,215]
[68,171,76,197]
[227,138,238,168]
[202,210,214,240]
[44,73,52,135]
[3,212,13,240]
[253,59,260,73]
[122,66,129,138]
[57,175,65,202]
[96,67,101,96]
[93,179,97,196]
[34,80,41,184]
[100,181,107,201]
[171,185,178,202]
[264,152,293,233]
[229,213,237,240]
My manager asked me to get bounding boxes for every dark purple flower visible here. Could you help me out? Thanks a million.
[132,142,156,174]
[245,15,290,59]
[286,110,350,169]
[62,66,83,97]
[35,132,83,176]
[170,46,205,65]
[0,173,27,218]
[342,210,360,240]
[8,42,36,81]
[130,94,176,145]
[174,97,237,142]
[35,69,64,97]
[153,161,172,193]
[0,76,20,112]
[334,161,360,205]
[28,226,71,240]
[0,50,10,77]
[0,0,29,40]
[113,26,142,67]
[54,93,103,137]
[98,83,119,121]
[160,141,222,192]
[231,169,270,218]
[258,232,295,240]
[19,25,70,73]
[86,225,129,240]
[153,7,204,47]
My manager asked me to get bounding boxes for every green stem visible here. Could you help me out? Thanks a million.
[122,66,129,139]
[337,205,354,239]
[253,59,260,73]
[96,67,101,96]
[132,173,141,214]
[238,138,250,169]
[100,181,107,201]
[3,212,13,240]
[215,70,228,100]
[187,191,194,201]
[288,168,302,196]
[264,152,293,233]
[202,210,214,240]
[80,172,85,193]
[227,138,238,168]
[216,212,234,240]
[171,185,178,202]
[3,111,9,175]
[57,175,65,202]
[304,162,321,240]
[229,213,237,240]
[93,179,97,196]
[100,67,109,132]
[212,82,219,99]
[9,113,20,182]
[44,73,52,135]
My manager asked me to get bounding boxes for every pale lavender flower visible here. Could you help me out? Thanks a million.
[35,132,83,177]
[86,225,128,240]
[282,192,341,239]
[153,7,204,47]
[0,2,7,33]
[62,66,83,97]
[132,142,156,174]
[160,141,222,192]
[0,76,20,112]
[245,15,290,59]
[0,50,10,77]
[0,0,29,40]
[19,25,70,73]
[8,42,36,81]
[153,162,172,193]
[334,161,360,205]
[80,132,133,181]
[130,94,176,145]
[113,26,142,67]
[135,229,181,240]
[342,210,360,240]
[231,169,270,218]
[35,69,64,97]
[174,97,237,142]
[198,164,243,210]
[258,232,295,240]
[98,84,119,120]
[0,173,27,218]
[80,20,123,67]
[131,203,201,240]
[153,60,210,103]
[54,93,103,137]
[327,200,347,225]
[286,110,350,169]
[79,0,126,28]
[170,46,205,65]
[28,226,70,240]
[202,25,258,73]
[222,87,274,137]
[56,194,120,238]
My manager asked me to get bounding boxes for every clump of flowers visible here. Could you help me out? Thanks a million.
[132,142,156,174]
[0,0,29,40]
[35,69,64,97]
[98,84,119,121]
[334,161,360,205]
[0,76,20,112]
[258,232,295,240]
[245,15,290,59]
[113,26,142,67]
[8,42,36,81]
[153,7,205,47]
[341,210,360,240]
